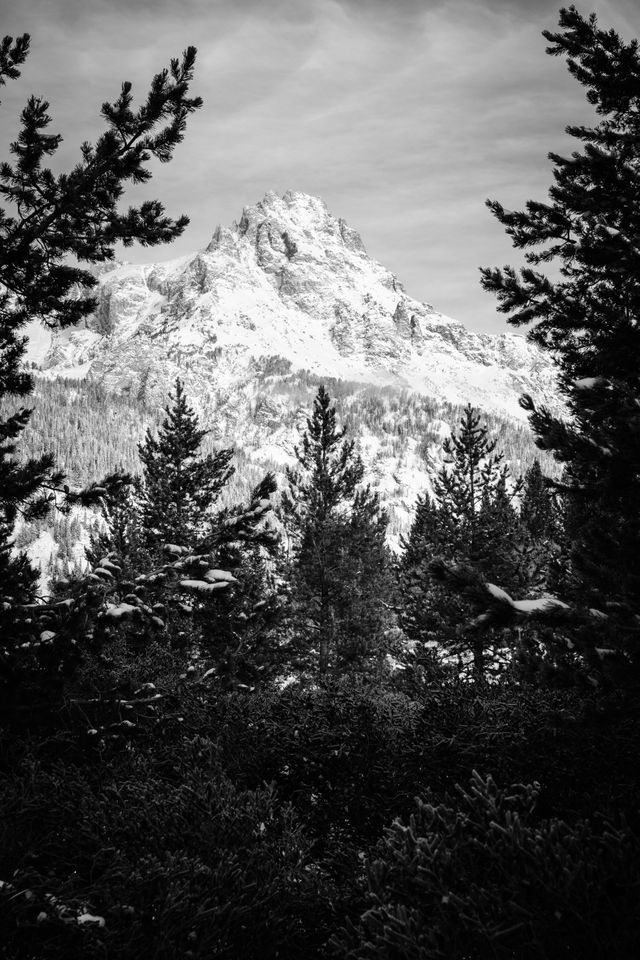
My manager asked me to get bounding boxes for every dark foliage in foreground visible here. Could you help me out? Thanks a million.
[335,772,640,960]
[1,663,639,958]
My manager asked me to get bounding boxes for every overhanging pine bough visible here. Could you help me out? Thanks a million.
[0,35,202,522]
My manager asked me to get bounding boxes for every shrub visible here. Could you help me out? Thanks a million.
[334,771,640,959]
[0,738,324,959]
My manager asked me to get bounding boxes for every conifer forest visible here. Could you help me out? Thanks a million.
[2,7,640,958]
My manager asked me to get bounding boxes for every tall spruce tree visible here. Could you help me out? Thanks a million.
[87,377,281,691]
[432,405,519,571]
[400,407,522,680]
[282,386,395,678]
[138,378,234,547]
[481,7,640,673]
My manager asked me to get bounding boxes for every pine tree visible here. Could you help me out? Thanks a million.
[401,407,522,680]
[87,475,149,579]
[513,459,564,599]
[138,379,234,548]
[282,386,394,678]
[400,492,442,570]
[194,471,282,689]
[480,7,640,673]
[396,493,458,680]
[0,34,201,704]
[88,379,281,691]
[337,486,398,673]
[520,460,557,542]
[433,405,518,570]
[0,38,201,523]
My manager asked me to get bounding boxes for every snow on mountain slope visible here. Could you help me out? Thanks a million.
[41,190,557,420]
[26,190,559,571]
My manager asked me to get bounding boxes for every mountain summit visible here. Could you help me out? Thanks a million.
[41,190,555,418]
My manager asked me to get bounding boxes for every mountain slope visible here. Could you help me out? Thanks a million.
[40,190,556,421]
[17,191,560,576]
[6,374,549,581]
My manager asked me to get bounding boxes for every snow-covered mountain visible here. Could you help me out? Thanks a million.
[40,190,556,420]
[23,190,560,572]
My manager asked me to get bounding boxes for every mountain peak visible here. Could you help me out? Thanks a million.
[209,191,367,257]
[261,189,329,218]
[41,190,557,422]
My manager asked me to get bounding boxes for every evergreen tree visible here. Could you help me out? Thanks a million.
[0,34,201,703]
[400,492,442,571]
[87,475,149,580]
[481,7,640,672]
[520,460,557,542]
[336,486,398,673]
[138,378,234,548]
[400,407,522,680]
[185,470,282,689]
[513,459,564,599]
[88,378,281,692]
[396,493,459,682]
[433,405,519,570]
[0,38,201,528]
[282,386,395,678]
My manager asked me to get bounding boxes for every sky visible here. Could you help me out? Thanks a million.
[0,0,639,335]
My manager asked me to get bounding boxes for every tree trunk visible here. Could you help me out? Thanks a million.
[318,592,332,677]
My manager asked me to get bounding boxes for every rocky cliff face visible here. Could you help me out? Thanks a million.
[41,190,557,421]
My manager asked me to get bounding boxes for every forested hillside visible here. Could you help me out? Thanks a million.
[9,371,553,486]
[3,370,553,577]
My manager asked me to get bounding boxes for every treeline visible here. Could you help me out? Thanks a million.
[4,371,551,480]
[0,377,165,486]
[4,370,552,563]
